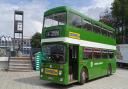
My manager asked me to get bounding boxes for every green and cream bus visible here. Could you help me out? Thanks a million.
[40,6,116,85]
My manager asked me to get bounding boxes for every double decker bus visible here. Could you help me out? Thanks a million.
[40,6,116,85]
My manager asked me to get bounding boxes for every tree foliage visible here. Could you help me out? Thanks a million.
[111,0,128,44]
[111,0,128,25]
[31,32,41,48]
[99,10,114,28]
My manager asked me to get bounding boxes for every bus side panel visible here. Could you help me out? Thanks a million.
[99,59,108,77]
[100,58,116,77]
[92,59,106,78]
[78,47,116,82]
[102,59,109,76]
[110,58,116,73]
[78,46,94,82]
[63,63,69,85]
[64,43,70,85]
[78,46,84,82]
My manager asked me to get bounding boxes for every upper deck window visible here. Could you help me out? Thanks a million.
[44,12,66,28]
[67,12,114,38]
[81,19,93,32]
[68,13,82,28]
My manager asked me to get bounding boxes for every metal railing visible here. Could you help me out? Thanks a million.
[29,49,33,70]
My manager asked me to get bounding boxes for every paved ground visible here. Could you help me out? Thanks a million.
[0,68,128,89]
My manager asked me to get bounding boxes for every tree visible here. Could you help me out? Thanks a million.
[111,0,128,44]
[112,0,128,24]
[31,32,41,48]
[99,9,114,28]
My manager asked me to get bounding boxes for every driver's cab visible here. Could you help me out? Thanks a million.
[42,43,66,64]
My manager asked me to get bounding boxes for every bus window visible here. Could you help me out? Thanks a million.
[81,19,92,32]
[83,48,92,59]
[102,50,108,59]
[108,51,114,59]
[108,32,114,38]
[44,12,66,28]
[93,25,101,34]
[101,29,108,37]
[42,44,65,64]
[93,49,101,59]
[68,13,82,28]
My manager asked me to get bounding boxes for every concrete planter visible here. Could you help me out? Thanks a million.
[0,57,8,70]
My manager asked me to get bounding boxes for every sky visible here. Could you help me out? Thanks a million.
[0,0,114,38]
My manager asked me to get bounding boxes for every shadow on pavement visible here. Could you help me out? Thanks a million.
[14,76,77,89]
[42,83,76,89]
[14,74,113,88]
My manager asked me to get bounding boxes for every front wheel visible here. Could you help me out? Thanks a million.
[80,68,87,85]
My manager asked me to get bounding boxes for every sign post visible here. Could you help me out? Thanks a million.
[13,11,24,53]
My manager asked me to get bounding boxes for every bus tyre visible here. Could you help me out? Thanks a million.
[107,65,112,76]
[80,68,87,85]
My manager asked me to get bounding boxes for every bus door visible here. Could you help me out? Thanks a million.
[69,45,79,81]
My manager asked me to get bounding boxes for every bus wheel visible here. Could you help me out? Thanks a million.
[80,68,87,85]
[107,64,112,76]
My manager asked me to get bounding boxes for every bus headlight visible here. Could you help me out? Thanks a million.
[59,70,62,75]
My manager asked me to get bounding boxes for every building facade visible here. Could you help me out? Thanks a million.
[0,36,31,57]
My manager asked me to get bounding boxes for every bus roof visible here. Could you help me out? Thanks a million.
[44,6,115,32]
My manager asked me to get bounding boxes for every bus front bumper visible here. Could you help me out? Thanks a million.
[40,73,68,85]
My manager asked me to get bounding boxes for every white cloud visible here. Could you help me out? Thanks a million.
[79,0,114,20]
[0,0,114,38]
[0,0,49,37]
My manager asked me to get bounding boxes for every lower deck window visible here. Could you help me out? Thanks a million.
[108,51,114,58]
[93,49,101,59]
[83,48,92,59]
[102,50,108,59]
[83,47,115,59]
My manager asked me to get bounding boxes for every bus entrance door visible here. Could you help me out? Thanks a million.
[69,45,79,82]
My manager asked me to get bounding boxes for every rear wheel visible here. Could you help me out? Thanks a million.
[80,68,87,85]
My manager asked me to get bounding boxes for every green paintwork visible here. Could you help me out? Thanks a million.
[40,6,116,85]
[40,63,68,85]
[42,25,116,46]
[40,42,69,85]
[40,42,116,85]
[78,46,116,81]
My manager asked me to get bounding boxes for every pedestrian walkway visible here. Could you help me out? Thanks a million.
[0,68,128,89]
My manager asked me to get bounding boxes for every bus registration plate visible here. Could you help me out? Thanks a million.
[45,68,58,76]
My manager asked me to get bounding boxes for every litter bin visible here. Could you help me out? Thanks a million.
[10,51,16,57]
